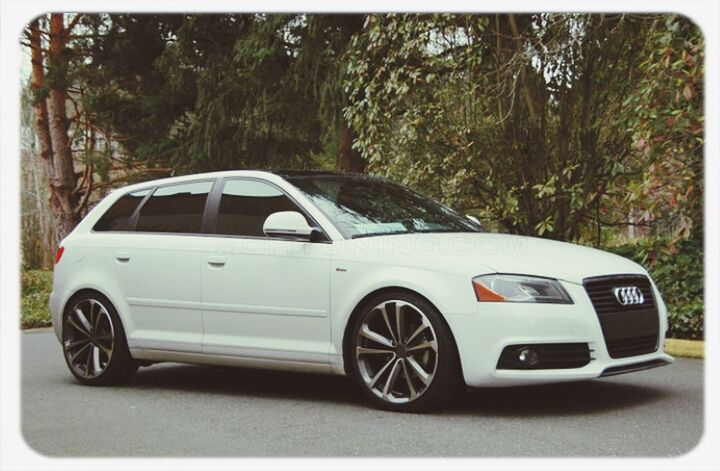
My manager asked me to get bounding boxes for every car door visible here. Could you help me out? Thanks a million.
[201,178,332,365]
[111,180,214,353]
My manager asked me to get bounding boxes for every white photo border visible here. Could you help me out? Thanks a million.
[1,1,718,469]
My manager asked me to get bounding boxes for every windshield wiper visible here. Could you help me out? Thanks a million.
[351,231,410,239]
[351,228,482,239]
[414,229,482,234]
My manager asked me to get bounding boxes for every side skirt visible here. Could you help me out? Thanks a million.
[129,348,338,375]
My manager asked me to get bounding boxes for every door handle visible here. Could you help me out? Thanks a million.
[207,256,226,267]
[115,252,131,262]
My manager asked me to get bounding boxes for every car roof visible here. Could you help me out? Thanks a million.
[273,169,375,178]
[272,169,343,178]
[114,169,381,194]
[112,170,278,194]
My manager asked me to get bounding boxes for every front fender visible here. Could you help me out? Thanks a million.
[329,262,476,373]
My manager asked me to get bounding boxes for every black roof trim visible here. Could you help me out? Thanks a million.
[272,169,373,179]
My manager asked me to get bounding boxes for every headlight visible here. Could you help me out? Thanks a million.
[472,274,573,304]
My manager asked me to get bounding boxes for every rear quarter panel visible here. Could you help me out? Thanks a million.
[50,232,137,346]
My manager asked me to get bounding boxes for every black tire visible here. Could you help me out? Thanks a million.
[348,290,463,412]
[61,291,138,386]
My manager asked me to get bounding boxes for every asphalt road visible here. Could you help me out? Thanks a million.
[21,329,703,457]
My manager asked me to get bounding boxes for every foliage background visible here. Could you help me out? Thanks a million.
[21,270,53,329]
[610,238,703,340]
[20,13,704,338]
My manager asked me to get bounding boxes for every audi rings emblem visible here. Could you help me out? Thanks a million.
[613,286,645,306]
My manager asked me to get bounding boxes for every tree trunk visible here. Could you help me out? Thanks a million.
[46,14,80,244]
[336,119,366,173]
[29,15,81,248]
[29,19,58,250]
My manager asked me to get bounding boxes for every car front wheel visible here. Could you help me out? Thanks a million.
[350,291,463,412]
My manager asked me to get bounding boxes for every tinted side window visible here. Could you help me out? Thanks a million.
[217,180,305,237]
[136,181,212,234]
[93,189,150,231]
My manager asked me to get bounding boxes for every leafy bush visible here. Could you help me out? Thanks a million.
[21,270,53,329]
[609,237,703,339]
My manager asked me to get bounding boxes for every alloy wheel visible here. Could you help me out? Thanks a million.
[355,300,439,404]
[63,298,115,379]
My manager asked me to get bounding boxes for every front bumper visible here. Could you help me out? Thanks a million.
[448,280,674,387]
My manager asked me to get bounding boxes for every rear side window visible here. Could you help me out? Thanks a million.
[216,180,305,237]
[136,181,213,234]
[93,189,150,231]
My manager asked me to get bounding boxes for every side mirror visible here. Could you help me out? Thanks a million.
[466,214,481,225]
[263,211,322,241]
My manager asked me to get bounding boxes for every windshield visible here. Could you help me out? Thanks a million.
[284,174,483,239]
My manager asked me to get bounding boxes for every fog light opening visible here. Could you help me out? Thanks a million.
[517,347,540,367]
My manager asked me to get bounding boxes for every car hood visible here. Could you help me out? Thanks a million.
[343,232,647,284]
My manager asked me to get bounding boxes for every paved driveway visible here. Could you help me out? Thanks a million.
[21,330,703,457]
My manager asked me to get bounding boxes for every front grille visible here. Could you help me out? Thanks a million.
[497,343,592,370]
[606,334,659,358]
[584,275,660,359]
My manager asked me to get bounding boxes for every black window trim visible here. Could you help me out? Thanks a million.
[206,176,332,244]
[90,176,332,243]
[133,178,217,235]
[90,186,155,234]
[91,178,217,237]
[126,187,156,231]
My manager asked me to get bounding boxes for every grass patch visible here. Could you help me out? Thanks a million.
[21,270,53,329]
[665,338,704,359]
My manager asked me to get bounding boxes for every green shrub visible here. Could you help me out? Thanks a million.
[21,270,53,329]
[609,237,703,340]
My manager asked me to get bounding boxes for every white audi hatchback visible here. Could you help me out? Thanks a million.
[51,170,673,411]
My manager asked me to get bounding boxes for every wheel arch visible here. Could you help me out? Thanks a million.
[340,286,463,380]
[59,285,131,337]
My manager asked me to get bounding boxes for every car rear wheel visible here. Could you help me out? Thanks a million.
[350,291,463,412]
[62,292,138,386]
